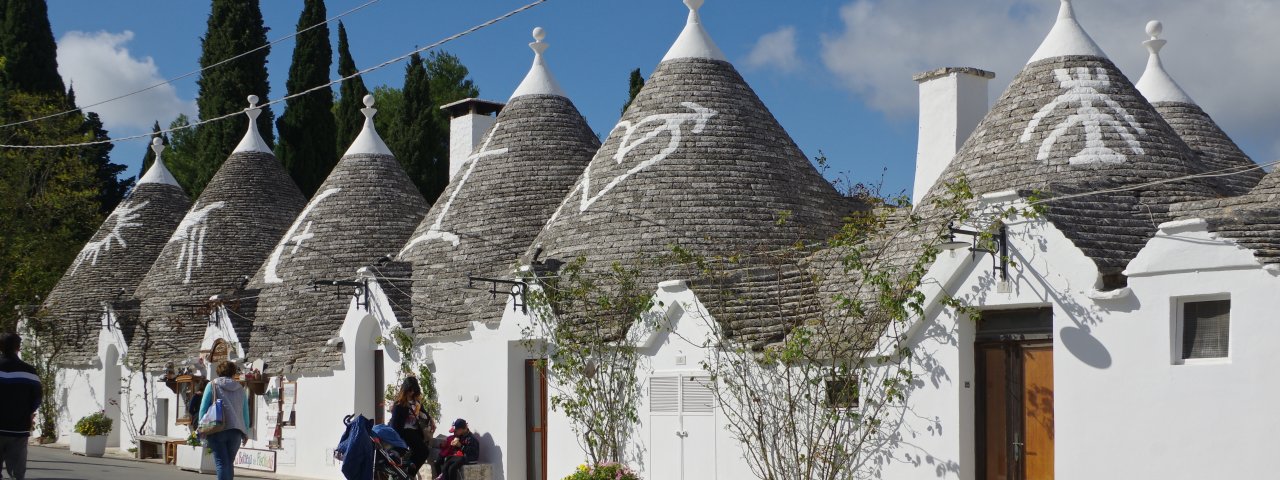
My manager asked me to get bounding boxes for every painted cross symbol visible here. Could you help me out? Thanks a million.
[263,187,341,284]
[401,123,509,254]
[289,222,314,254]
[1020,67,1145,165]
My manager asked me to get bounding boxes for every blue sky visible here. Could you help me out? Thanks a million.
[46,0,1280,197]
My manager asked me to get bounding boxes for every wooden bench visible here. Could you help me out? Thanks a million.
[135,435,184,464]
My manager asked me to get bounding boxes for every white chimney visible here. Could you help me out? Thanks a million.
[912,67,994,207]
[440,98,504,181]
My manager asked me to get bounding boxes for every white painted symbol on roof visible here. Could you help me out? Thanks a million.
[547,102,716,224]
[1020,67,1145,165]
[170,200,226,284]
[401,123,509,254]
[69,200,149,275]
[263,187,342,284]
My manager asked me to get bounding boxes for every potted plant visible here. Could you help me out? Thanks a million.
[71,411,112,457]
[176,431,216,474]
[565,462,641,480]
[243,368,267,395]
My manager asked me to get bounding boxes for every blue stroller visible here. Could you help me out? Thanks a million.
[336,414,417,480]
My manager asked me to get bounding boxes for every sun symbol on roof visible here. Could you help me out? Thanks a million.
[68,200,149,275]
[1020,67,1146,165]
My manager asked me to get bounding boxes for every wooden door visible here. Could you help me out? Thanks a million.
[977,342,1053,480]
[524,360,548,480]
[373,350,385,425]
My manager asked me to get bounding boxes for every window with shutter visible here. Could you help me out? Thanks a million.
[650,376,680,413]
[682,376,716,414]
[1178,298,1230,361]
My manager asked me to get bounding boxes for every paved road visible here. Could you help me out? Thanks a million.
[24,445,206,480]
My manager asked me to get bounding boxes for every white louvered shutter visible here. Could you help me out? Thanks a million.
[682,376,716,413]
[650,376,680,413]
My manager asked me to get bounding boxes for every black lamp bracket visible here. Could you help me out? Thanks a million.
[947,223,1009,281]
[468,274,528,314]
[311,279,370,310]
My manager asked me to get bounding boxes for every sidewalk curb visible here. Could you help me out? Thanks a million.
[35,443,317,480]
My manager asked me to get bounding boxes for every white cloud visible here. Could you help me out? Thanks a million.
[820,0,1280,159]
[56,30,194,134]
[746,26,801,72]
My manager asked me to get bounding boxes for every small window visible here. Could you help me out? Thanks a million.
[1179,299,1230,361]
[825,375,859,409]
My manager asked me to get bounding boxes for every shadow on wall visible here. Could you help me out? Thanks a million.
[478,431,503,479]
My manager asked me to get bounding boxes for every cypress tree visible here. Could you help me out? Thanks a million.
[140,121,167,175]
[0,0,65,98]
[334,21,369,153]
[185,0,275,198]
[276,0,336,197]
[79,111,130,213]
[621,68,644,115]
[390,53,446,203]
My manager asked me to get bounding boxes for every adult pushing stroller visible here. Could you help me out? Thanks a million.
[336,414,419,480]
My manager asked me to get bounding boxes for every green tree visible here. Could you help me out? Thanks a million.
[389,53,447,202]
[425,51,479,125]
[275,0,336,197]
[139,120,166,175]
[0,92,105,332]
[188,0,274,198]
[79,111,130,213]
[333,21,369,152]
[163,114,199,194]
[370,85,402,145]
[621,68,644,115]
[0,0,65,98]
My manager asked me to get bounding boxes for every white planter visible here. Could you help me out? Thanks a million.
[176,444,216,474]
[70,434,107,457]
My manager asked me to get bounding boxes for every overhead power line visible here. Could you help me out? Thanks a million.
[0,0,548,149]
[0,0,383,130]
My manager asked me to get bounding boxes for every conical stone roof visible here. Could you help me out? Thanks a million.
[1135,21,1261,197]
[398,29,599,338]
[133,97,307,364]
[1170,169,1280,266]
[43,139,191,365]
[526,1,851,345]
[247,96,429,373]
[916,0,1218,273]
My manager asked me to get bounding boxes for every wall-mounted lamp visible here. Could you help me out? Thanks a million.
[942,223,1009,282]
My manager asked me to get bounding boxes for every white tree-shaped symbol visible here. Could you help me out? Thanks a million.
[170,201,226,284]
[1020,67,1145,165]
[69,200,149,275]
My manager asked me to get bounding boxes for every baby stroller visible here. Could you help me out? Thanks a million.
[336,414,418,480]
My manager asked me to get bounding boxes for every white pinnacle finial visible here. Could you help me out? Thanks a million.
[510,26,566,99]
[1135,19,1195,104]
[344,94,392,155]
[233,94,271,153]
[139,136,180,186]
[1027,0,1107,63]
[662,0,726,62]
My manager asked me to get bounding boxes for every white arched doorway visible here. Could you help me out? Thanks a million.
[351,315,385,424]
[103,345,121,448]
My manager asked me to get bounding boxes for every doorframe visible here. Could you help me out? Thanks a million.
[524,359,547,480]
[973,308,1052,480]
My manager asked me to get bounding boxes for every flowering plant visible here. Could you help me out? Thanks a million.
[563,462,640,480]
[72,411,112,437]
[186,431,201,446]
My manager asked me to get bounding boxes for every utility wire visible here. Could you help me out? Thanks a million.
[0,0,383,130]
[0,0,547,149]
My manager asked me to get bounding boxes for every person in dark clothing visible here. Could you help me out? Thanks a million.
[389,376,434,477]
[0,333,41,480]
[434,419,479,480]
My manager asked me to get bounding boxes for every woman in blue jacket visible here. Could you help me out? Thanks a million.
[199,361,251,480]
